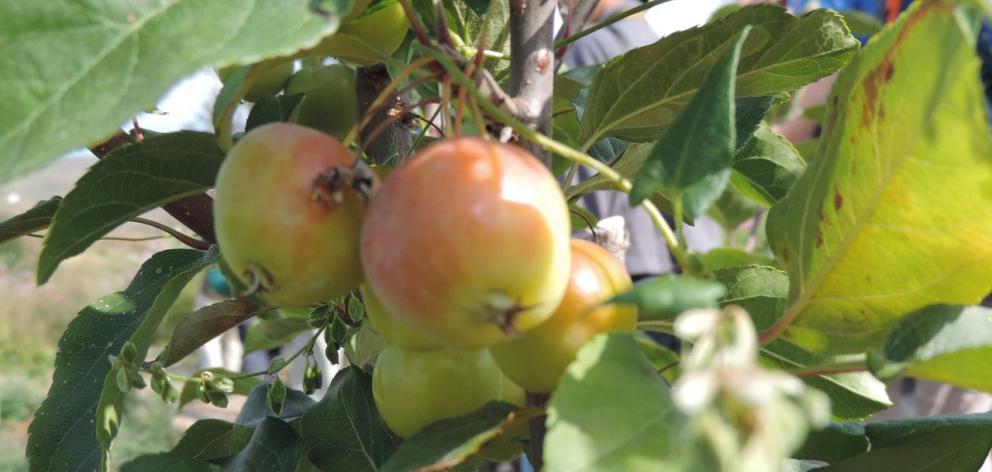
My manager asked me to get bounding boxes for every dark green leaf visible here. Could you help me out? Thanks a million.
[27,248,217,471]
[794,422,868,464]
[163,300,268,367]
[578,6,857,147]
[245,93,305,132]
[634,332,681,383]
[225,417,304,472]
[629,29,749,213]
[0,0,341,182]
[178,369,263,409]
[734,95,778,149]
[545,333,687,470]
[173,419,254,461]
[762,340,891,421]
[381,402,525,472]
[0,196,61,245]
[614,275,725,324]
[236,384,315,427]
[822,413,992,471]
[868,305,992,392]
[120,452,215,472]
[301,367,392,471]
[37,132,223,283]
[568,95,772,209]
[587,138,628,164]
[730,124,806,207]
[714,265,789,331]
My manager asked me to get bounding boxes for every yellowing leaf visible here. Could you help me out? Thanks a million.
[764,1,992,355]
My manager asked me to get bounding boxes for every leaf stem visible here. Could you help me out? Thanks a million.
[423,48,692,272]
[229,326,325,381]
[130,217,210,250]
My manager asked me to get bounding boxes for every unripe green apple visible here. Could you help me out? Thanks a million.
[479,373,529,461]
[285,64,358,139]
[360,283,439,351]
[217,61,294,102]
[490,239,637,393]
[361,137,571,348]
[372,345,503,437]
[214,123,376,307]
[305,2,409,65]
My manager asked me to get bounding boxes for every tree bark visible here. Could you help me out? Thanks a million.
[356,64,413,164]
[509,0,556,167]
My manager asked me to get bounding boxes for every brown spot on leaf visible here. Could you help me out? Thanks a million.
[782,248,790,263]
[885,62,895,82]
[834,190,843,210]
[816,232,824,248]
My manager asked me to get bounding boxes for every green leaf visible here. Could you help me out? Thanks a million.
[162,300,267,367]
[764,1,992,356]
[177,368,263,409]
[629,28,748,215]
[707,265,890,420]
[578,6,858,147]
[708,184,761,232]
[821,413,992,471]
[244,314,311,353]
[0,0,340,182]
[37,132,223,284]
[225,417,304,472]
[381,402,529,472]
[27,248,217,471]
[693,248,776,272]
[119,452,215,472]
[868,304,992,391]
[615,275,725,325]
[343,322,387,369]
[172,419,254,461]
[794,422,868,465]
[544,333,686,471]
[714,265,789,330]
[0,196,61,245]
[245,93,305,132]
[730,124,806,207]
[236,384,315,426]
[762,341,891,421]
[96,248,218,464]
[567,95,774,212]
[300,367,392,471]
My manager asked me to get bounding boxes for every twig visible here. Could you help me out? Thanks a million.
[398,0,433,46]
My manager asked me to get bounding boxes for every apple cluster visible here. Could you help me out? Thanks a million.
[213,123,636,458]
